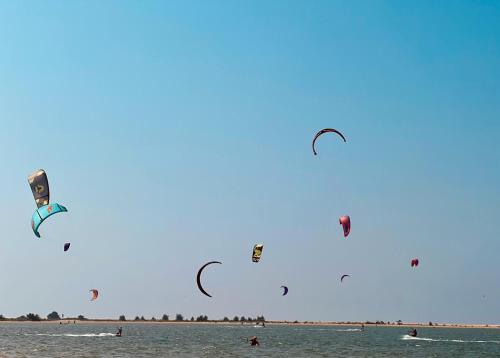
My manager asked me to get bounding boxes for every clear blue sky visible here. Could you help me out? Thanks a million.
[0,0,498,323]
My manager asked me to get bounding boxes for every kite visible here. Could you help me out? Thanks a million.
[341,274,350,282]
[28,169,67,238]
[252,244,263,263]
[90,289,99,301]
[31,203,68,238]
[281,286,289,296]
[312,128,346,156]
[339,215,351,237]
[196,261,222,298]
[410,259,419,267]
[28,169,50,208]
[64,242,70,252]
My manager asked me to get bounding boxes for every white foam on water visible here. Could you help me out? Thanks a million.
[36,333,115,337]
[335,329,362,332]
[401,335,500,344]
[201,345,216,350]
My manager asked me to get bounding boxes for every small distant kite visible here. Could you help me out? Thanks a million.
[196,261,222,298]
[410,259,419,267]
[340,274,350,283]
[28,169,67,238]
[312,128,346,156]
[281,286,289,296]
[252,244,263,263]
[90,289,99,301]
[339,216,351,237]
[63,242,70,252]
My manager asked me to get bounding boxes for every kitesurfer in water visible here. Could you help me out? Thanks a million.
[249,336,260,346]
[361,324,365,331]
[408,328,417,337]
[116,327,123,337]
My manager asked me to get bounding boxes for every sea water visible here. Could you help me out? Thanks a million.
[1,322,499,357]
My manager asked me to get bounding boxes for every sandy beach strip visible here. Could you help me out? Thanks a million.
[0,319,497,329]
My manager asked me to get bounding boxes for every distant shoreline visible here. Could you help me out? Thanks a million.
[1,319,498,329]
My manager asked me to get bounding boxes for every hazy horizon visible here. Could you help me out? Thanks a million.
[0,1,499,324]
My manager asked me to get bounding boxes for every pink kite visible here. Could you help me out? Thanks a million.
[339,215,351,237]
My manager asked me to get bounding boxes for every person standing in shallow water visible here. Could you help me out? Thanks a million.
[249,336,260,346]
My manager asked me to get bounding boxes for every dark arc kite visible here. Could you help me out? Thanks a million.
[196,261,222,298]
[312,128,346,156]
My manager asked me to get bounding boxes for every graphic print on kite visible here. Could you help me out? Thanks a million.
[28,169,50,208]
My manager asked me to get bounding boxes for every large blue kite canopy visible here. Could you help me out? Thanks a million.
[31,203,67,238]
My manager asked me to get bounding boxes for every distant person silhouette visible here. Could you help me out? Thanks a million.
[249,336,260,346]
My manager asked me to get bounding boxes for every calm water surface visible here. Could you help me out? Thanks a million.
[1,322,499,357]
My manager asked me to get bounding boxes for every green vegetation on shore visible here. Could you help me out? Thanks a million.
[0,312,497,329]
[0,311,266,323]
